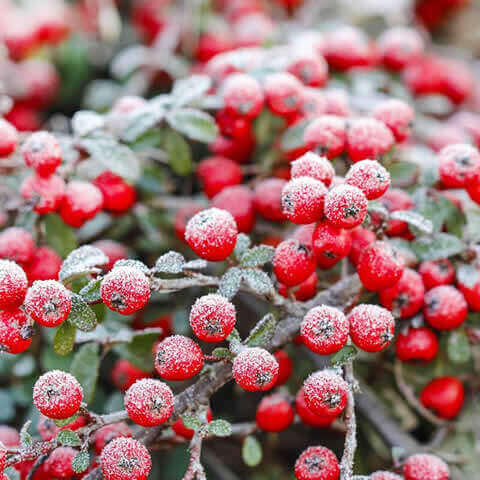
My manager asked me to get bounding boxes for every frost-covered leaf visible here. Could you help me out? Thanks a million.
[218,267,242,300]
[457,263,479,288]
[79,278,102,303]
[72,451,90,473]
[180,415,202,431]
[247,313,276,348]
[54,414,79,427]
[240,245,275,268]
[227,329,242,354]
[281,118,310,151]
[155,251,185,274]
[183,259,207,271]
[391,210,433,234]
[171,75,212,107]
[331,345,358,366]
[68,294,97,332]
[4,467,20,480]
[113,259,149,274]
[242,269,274,295]
[121,107,163,143]
[165,128,193,176]
[411,233,464,261]
[114,331,158,371]
[72,111,105,137]
[44,214,78,258]
[386,161,418,186]
[110,45,149,79]
[59,246,108,283]
[20,421,32,448]
[58,429,81,447]
[212,347,234,360]
[465,208,480,243]
[447,329,471,364]
[71,343,100,404]
[166,108,218,143]
[207,419,232,437]
[367,201,389,219]
[234,234,251,261]
[242,436,262,467]
[54,321,76,356]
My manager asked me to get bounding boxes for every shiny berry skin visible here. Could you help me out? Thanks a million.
[154,335,204,381]
[424,285,467,330]
[357,241,404,291]
[101,266,151,315]
[20,174,65,215]
[281,176,326,225]
[0,309,33,354]
[0,227,35,265]
[222,73,264,119]
[312,221,351,269]
[232,347,279,392]
[466,170,480,205]
[44,447,76,479]
[185,208,238,261]
[256,393,294,432]
[420,376,464,420]
[347,118,395,163]
[125,378,174,427]
[264,72,303,117]
[278,271,318,301]
[100,437,151,480]
[21,132,62,177]
[111,359,151,392]
[174,204,204,243]
[348,304,395,353]
[253,178,287,221]
[437,143,480,188]
[94,171,136,214]
[324,185,368,229]
[295,446,340,480]
[25,247,62,282]
[303,370,348,417]
[379,268,425,318]
[0,119,18,157]
[348,227,376,265]
[94,423,132,455]
[0,259,28,309]
[396,327,439,363]
[380,189,414,236]
[371,472,403,480]
[212,185,255,233]
[93,240,128,272]
[287,54,328,87]
[33,370,83,419]
[172,409,213,439]
[301,306,348,355]
[377,27,424,71]
[274,350,293,386]
[345,160,391,200]
[295,387,336,428]
[291,152,334,187]
[304,115,346,159]
[215,109,252,138]
[273,239,316,287]
[419,259,455,290]
[373,99,415,142]
[196,156,243,199]
[24,280,72,327]
[404,454,449,480]
[59,181,104,228]
[190,294,236,342]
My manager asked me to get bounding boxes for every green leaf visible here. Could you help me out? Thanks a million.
[457,263,479,288]
[465,208,480,243]
[54,321,77,356]
[58,429,81,447]
[72,451,90,473]
[59,245,108,283]
[385,161,418,186]
[4,467,20,480]
[0,390,14,421]
[114,331,158,371]
[218,267,242,300]
[281,118,311,151]
[234,234,251,261]
[411,233,464,261]
[447,329,471,364]
[390,210,433,235]
[166,108,218,143]
[240,245,275,268]
[44,214,78,258]
[54,414,79,427]
[68,294,97,332]
[207,419,232,437]
[71,343,100,404]
[171,75,212,107]
[165,129,193,176]
[212,347,234,360]
[20,422,33,448]
[242,436,262,467]
[180,415,202,431]
[121,107,163,143]
[330,345,358,366]
[155,251,186,274]
[79,278,102,303]
[247,313,276,348]
[242,269,273,295]
[71,110,105,137]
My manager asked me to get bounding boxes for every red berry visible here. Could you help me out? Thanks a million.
[59,181,104,228]
[44,447,76,479]
[0,259,28,309]
[281,177,326,224]
[20,174,65,214]
[33,370,83,419]
[190,294,236,342]
[255,393,294,432]
[301,306,348,355]
[0,119,18,157]
[466,170,480,205]
[373,99,415,142]
[94,172,137,214]
[303,370,348,417]
[174,204,204,243]
[345,160,391,200]
[100,437,151,480]
[215,109,252,138]
[404,454,449,480]
[21,131,62,177]
[420,376,464,419]
[0,227,35,265]
[0,309,33,354]
[172,409,213,439]
[291,152,334,187]
[25,247,62,282]
[357,241,404,291]
[419,259,455,290]
[396,327,439,363]
[379,268,425,318]
[380,189,414,236]
[185,208,238,261]
[196,156,243,199]
[125,378,174,427]
[423,285,467,330]
[0,426,20,447]
[278,271,318,301]
[288,54,328,88]
[154,335,204,381]
[0,442,5,473]
[93,240,128,272]
[195,32,232,62]
[295,387,336,428]
[437,143,480,188]
[348,304,395,353]
[211,185,255,233]
[232,347,279,392]
[210,131,255,164]
[304,115,346,159]
[295,446,340,480]
[94,423,132,455]
[273,239,316,287]
[348,227,376,265]
[274,350,293,386]
[111,359,151,392]
[264,72,304,117]
[324,184,368,229]
[24,280,72,327]
[347,118,394,163]
[311,221,351,269]
[377,27,424,71]
[101,267,151,315]
[222,73,264,119]
[371,472,403,480]
[253,178,287,222]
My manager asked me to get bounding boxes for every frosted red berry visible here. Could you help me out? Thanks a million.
[347,118,394,163]
[295,387,336,428]
[189,294,236,342]
[423,285,467,330]
[345,160,391,200]
[295,446,340,480]
[154,335,204,381]
[256,393,294,432]
[100,437,151,480]
[274,350,293,386]
[94,423,132,455]
[172,409,213,440]
[20,174,65,214]
[0,309,33,354]
[273,239,316,287]
[59,181,104,228]
[212,185,255,233]
[232,347,279,392]
[0,259,28,310]
[125,378,174,427]
[419,259,455,290]
[437,143,480,188]
[404,454,449,480]
[253,178,287,222]
[185,208,238,261]
[21,131,62,177]
[264,72,304,117]
[33,370,83,419]
[396,327,439,363]
[303,370,348,417]
[222,73,264,119]
[94,171,136,214]
[380,189,414,236]
[291,152,334,187]
[93,240,128,272]
[0,227,35,265]
[377,27,424,71]
[373,99,415,142]
[101,266,151,315]
[304,115,346,159]
[311,221,351,269]
[371,472,403,480]
[174,204,204,243]
[348,304,395,353]
[44,447,76,479]
[25,246,62,282]
[357,241,405,291]
[196,156,243,199]
[348,227,376,265]
[420,376,464,420]
[112,359,151,392]
[301,306,349,355]
[324,184,368,229]
[0,119,18,157]
[287,54,328,87]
